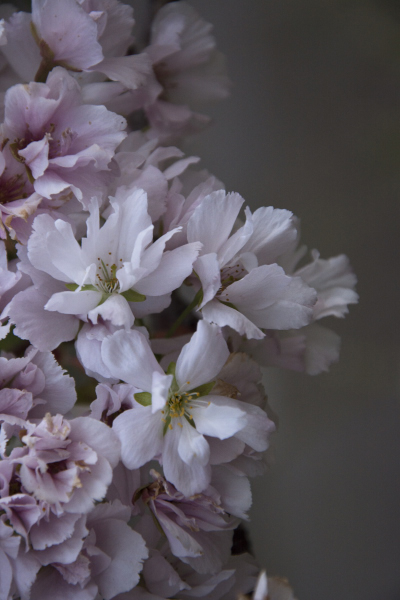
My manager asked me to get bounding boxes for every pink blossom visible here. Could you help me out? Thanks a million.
[2,67,126,202]
[15,414,120,515]
[137,470,236,574]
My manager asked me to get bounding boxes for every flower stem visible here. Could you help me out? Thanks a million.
[166,289,203,338]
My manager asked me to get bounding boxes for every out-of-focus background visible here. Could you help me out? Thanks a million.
[134,1,400,598]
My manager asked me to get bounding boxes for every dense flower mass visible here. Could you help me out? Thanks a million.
[0,1,357,599]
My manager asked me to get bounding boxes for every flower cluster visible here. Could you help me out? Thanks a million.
[0,1,357,599]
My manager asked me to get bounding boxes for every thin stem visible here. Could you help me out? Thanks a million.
[165,289,202,338]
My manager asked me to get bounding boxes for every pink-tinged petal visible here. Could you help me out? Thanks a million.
[0,548,12,600]
[201,299,265,340]
[211,466,252,519]
[176,320,229,391]
[65,456,113,514]
[95,54,152,90]
[88,294,134,328]
[1,12,40,81]
[47,219,88,284]
[32,0,103,70]
[303,323,341,375]
[217,207,254,267]
[28,214,74,283]
[28,351,77,418]
[225,265,317,330]
[11,547,41,600]
[208,436,245,465]
[0,388,32,419]
[45,290,102,315]
[163,155,200,180]
[29,512,81,551]
[234,402,276,452]
[194,253,221,308]
[113,407,163,469]
[70,417,121,469]
[151,372,172,413]
[296,252,358,319]
[18,136,49,179]
[156,513,203,559]
[242,206,298,264]
[143,552,190,598]
[30,567,97,600]
[191,398,246,440]
[94,519,148,600]
[75,326,119,383]
[8,287,80,351]
[102,329,163,390]
[163,425,211,496]
[135,242,201,296]
[33,170,70,198]
[129,293,171,319]
[187,190,244,255]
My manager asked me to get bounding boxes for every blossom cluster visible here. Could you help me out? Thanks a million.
[0,1,357,599]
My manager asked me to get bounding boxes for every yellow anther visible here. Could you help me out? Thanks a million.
[168,424,173,430]
[178,422,183,428]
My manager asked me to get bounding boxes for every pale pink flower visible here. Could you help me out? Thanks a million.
[186,190,316,339]
[103,320,273,496]
[2,67,126,202]
[1,0,151,89]
[137,470,236,574]
[15,414,120,515]
[138,1,230,139]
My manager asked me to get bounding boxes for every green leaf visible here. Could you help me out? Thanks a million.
[134,392,152,407]
[189,381,215,398]
[121,289,146,302]
[65,283,79,291]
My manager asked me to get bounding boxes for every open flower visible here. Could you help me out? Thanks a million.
[6,188,201,349]
[15,413,120,515]
[102,320,273,496]
[2,67,126,202]
[186,190,317,339]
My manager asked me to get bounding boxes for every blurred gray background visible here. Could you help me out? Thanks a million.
[180,2,400,599]
[146,1,400,598]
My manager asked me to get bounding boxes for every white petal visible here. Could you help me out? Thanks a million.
[8,287,80,351]
[151,371,172,413]
[88,294,134,328]
[202,299,265,340]
[175,320,229,391]
[113,407,163,469]
[45,290,102,315]
[135,242,201,296]
[187,191,244,255]
[242,206,298,264]
[101,329,163,389]
[163,425,211,496]
[191,397,246,440]
[225,265,317,330]
[194,253,221,308]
